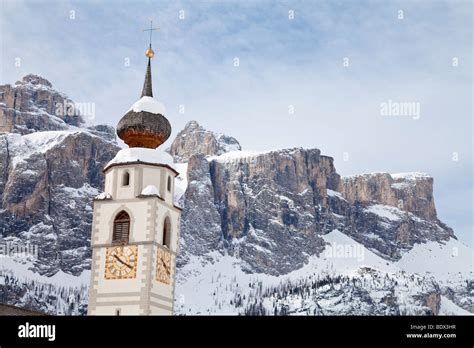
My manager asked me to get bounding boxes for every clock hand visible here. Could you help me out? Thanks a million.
[160,258,170,275]
[114,255,133,269]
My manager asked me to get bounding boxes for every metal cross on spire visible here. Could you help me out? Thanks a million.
[141,20,159,97]
[143,20,159,48]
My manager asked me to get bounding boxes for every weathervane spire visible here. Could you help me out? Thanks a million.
[141,20,160,98]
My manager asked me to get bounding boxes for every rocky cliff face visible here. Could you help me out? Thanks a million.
[168,120,241,163]
[177,153,223,267]
[0,75,83,134]
[171,121,468,315]
[340,172,437,221]
[173,135,454,275]
[332,173,453,260]
[0,76,119,276]
[206,148,339,274]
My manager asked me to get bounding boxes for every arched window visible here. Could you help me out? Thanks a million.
[122,171,130,186]
[162,217,171,248]
[167,176,172,192]
[113,211,130,243]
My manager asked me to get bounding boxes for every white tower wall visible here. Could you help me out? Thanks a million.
[88,160,181,316]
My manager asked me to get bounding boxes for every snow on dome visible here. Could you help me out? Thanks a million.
[106,147,176,170]
[141,185,160,196]
[127,96,166,115]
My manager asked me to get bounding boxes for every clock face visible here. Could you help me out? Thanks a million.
[156,248,171,284]
[105,245,138,280]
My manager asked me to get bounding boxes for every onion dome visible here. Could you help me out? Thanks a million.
[116,47,171,149]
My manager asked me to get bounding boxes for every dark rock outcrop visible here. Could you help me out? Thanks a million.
[0,74,83,134]
[207,148,338,274]
[178,153,223,267]
[169,120,241,163]
[340,173,437,220]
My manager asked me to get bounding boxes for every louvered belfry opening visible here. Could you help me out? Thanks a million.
[113,211,130,244]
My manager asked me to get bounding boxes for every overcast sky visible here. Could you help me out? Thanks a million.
[1,0,472,245]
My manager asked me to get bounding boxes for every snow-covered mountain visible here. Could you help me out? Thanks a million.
[0,75,472,315]
[172,121,472,315]
[0,75,119,314]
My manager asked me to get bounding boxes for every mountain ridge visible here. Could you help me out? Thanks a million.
[0,75,471,315]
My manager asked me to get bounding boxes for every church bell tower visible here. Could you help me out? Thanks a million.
[88,31,181,315]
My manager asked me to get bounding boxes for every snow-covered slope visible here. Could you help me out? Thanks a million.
[396,238,474,312]
[439,296,472,315]
[174,162,188,206]
[396,237,473,281]
[175,230,472,315]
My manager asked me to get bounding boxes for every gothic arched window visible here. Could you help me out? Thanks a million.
[167,176,171,192]
[162,217,171,248]
[113,211,130,243]
[122,171,130,186]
